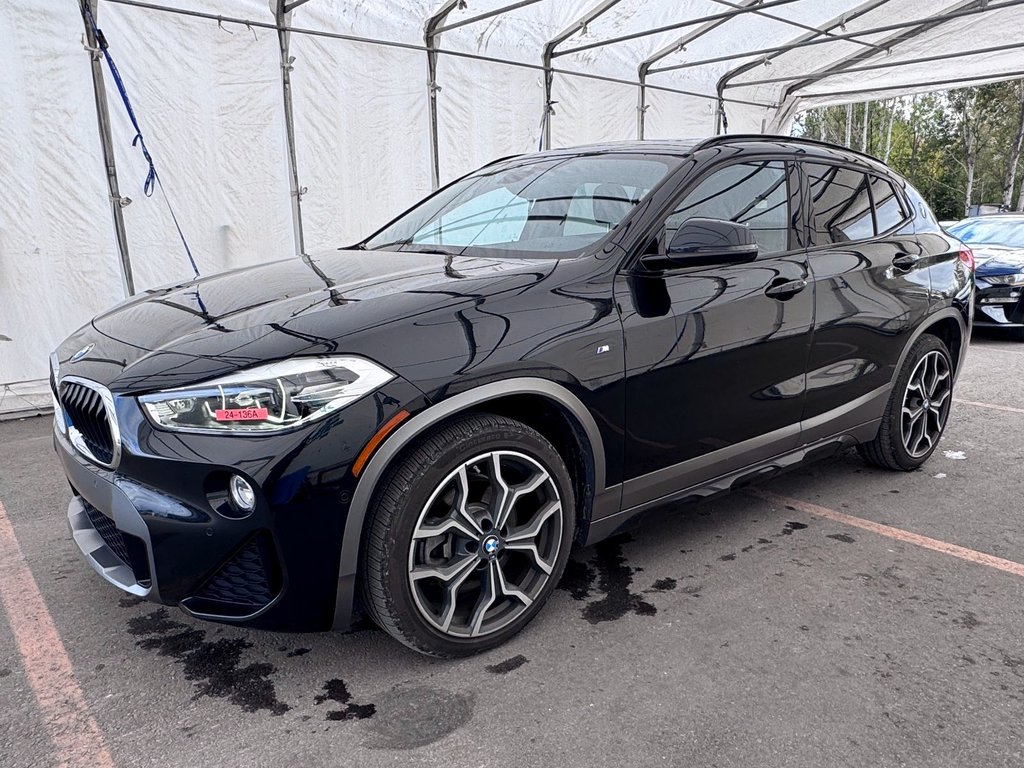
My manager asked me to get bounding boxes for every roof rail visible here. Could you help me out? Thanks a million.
[692,133,887,166]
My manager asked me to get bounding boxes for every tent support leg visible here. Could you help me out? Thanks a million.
[81,0,134,297]
[541,0,624,151]
[425,1,461,189]
[276,2,305,256]
[636,72,647,139]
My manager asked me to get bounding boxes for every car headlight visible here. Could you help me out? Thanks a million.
[138,357,395,433]
[981,272,1024,286]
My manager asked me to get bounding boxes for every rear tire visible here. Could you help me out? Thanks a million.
[857,334,954,471]
[362,413,575,658]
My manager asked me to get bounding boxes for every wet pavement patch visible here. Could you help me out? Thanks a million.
[315,678,376,721]
[127,609,289,715]
[558,558,595,600]
[781,521,808,535]
[362,686,473,750]
[118,594,144,608]
[828,533,856,544]
[955,611,982,630]
[581,535,656,624]
[649,577,677,592]
[486,654,529,674]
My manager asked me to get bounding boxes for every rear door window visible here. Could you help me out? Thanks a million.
[806,163,873,245]
[870,175,908,233]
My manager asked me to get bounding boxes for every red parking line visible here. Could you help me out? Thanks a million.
[0,500,115,768]
[756,491,1024,579]
[955,398,1024,415]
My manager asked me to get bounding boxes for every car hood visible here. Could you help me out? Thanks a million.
[56,249,561,394]
[970,245,1024,277]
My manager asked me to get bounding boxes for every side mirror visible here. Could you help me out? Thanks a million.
[643,218,759,270]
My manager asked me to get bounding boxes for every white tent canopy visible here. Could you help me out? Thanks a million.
[2,0,1023,413]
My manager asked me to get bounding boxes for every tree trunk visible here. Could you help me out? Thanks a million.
[963,97,977,218]
[1002,81,1024,210]
[883,99,896,162]
[845,103,853,148]
[909,95,920,177]
[862,101,870,153]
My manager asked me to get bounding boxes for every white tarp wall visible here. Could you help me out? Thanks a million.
[2,0,1023,414]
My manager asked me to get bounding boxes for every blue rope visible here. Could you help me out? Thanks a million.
[81,2,200,279]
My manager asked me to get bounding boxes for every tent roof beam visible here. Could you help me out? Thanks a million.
[798,66,1024,99]
[553,0,801,58]
[725,40,1024,89]
[649,0,1024,74]
[709,0,885,53]
[433,0,547,35]
[775,0,991,107]
[638,0,760,79]
[715,0,890,96]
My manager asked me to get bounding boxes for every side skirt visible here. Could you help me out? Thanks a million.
[583,418,880,546]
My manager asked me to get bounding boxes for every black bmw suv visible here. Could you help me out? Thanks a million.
[52,136,973,657]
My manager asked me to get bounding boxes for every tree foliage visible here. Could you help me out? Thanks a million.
[795,81,1024,221]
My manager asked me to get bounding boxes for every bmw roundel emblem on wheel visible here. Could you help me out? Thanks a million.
[50,136,971,657]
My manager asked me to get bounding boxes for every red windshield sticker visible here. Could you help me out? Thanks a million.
[215,408,269,422]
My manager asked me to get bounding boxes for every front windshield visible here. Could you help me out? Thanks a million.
[364,154,676,257]
[948,219,1024,248]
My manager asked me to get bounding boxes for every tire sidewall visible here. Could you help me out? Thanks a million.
[372,417,576,657]
[886,335,953,469]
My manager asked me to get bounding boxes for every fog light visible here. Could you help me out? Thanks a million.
[230,475,256,512]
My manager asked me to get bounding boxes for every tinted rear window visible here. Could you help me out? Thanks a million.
[806,163,873,245]
[870,175,908,233]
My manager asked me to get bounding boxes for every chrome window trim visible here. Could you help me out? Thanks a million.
[59,375,122,470]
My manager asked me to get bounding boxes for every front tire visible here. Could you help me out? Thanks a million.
[857,334,954,471]
[362,413,575,657]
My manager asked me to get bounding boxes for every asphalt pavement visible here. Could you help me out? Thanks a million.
[1,332,1022,768]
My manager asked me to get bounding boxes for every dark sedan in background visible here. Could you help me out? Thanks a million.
[948,215,1024,336]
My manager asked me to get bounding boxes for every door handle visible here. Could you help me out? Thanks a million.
[892,253,919,269]
[764,278,807,300]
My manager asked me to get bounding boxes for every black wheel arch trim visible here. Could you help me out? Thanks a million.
[892,306,969,386]
[331,377,615,630]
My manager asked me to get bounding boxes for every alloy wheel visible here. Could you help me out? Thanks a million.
[407,450,564,638]
[900,349,952,458]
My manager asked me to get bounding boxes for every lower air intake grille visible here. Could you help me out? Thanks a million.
[193,536,279,612]
[84,502,131,565]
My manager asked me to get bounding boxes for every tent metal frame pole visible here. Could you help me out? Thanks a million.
[708,0,886,53]
[541,0,623,151]
[794,66,1024,100]
[713,0,890,134]
[726,40,1024,88]
[638,0,761,139]
[433,0,546,34]
[425,1,461,190]
[776,0,987,110]
[276,0,305,256]
[553,0,801,58]
[101,0,767,109]
[653,0,1024,74]
[81,0,135,297]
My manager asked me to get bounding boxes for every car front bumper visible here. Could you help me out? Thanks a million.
[55,379,424,632]
[975,280,1024,326]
